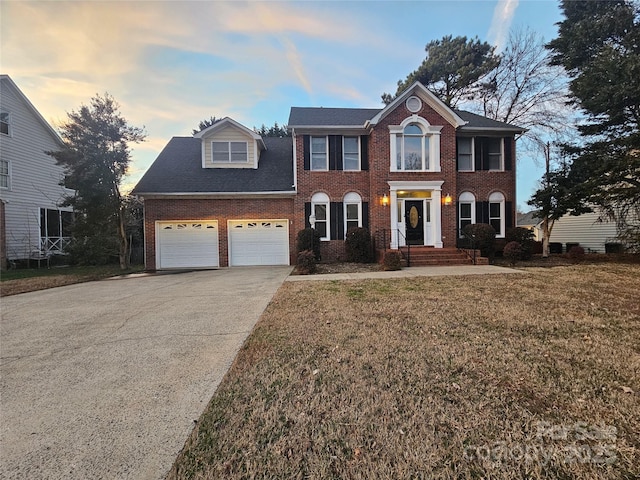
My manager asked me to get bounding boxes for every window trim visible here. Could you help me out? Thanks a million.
[457,137,474,172]
[342,136,361,171]
[0,159,10,190]
[211,141,248,163]
[0,111,10,137]
[311,192,330,241]
[458,191,476,237]
[343,192,362,237]
[310,136,328,171]
[389,117,442,173]
[489,191,505,238]
[487,138,504,171]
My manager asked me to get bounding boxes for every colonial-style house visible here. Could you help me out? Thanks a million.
[0,75,74,269]
[133,82,524,269]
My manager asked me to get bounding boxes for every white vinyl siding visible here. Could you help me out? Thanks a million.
[202,124,256,168]
[549,211,620,253]
[0,77,73,260]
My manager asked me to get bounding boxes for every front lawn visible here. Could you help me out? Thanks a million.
[0,264,145,296]
[170,264,639,479]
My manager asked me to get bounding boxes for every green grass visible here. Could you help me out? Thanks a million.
[0,264,143,282]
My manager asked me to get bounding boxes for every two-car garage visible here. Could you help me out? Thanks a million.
[155,220,290,269]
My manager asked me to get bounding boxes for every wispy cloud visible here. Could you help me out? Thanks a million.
[488,0,520,51]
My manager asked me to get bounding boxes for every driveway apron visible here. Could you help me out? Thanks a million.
[0,266,291,479]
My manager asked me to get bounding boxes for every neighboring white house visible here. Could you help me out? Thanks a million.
[518,210,621,253]
[0,74,73,267]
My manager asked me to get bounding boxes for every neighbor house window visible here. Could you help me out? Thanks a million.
[343,192,362,235]
[0,159,9,189]
[311,192,330,240]
[396,123,429,171]
[311,136,328,170]
[489,192,505,237]
[40,208,73,253]
[458,191,475,237]
[343,137,360,170]
[212,141,248,163]
[487,138,503,170]
[457,137,473,171]
[0,112,10,136]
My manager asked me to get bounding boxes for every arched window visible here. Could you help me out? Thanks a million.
[311,192,330,240]
[396,123,429,171]
[489,192,505,237]
[458,192,476,237]
[343,192,362,236]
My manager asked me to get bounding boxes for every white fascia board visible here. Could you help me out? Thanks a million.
[369,82,466,129]
[459,125,527,134]
[135,191,297,199]
[1,75,65,147]
[194,116,265,146]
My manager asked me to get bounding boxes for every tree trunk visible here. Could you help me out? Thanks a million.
[542,217,550,258]
[118,205,129,270]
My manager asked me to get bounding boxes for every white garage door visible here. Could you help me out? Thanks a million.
[156,221,219,269]
[229,220,289,266]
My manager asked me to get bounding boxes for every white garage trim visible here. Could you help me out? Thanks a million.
[228,219,289,266]
[156,221,219,269]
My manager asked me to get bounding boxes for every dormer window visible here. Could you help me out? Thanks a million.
[212,141,248,163]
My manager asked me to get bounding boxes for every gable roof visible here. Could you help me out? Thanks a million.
[517,211,542,227]
[367,82,466,128]
[193,116,266,149]
[132,136,294,196]
[288,85,524,133]
[0,74,64,147]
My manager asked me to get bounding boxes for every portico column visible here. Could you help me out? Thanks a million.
[432,189,443,248]
[389,188,398,249]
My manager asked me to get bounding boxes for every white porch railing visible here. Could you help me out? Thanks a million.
[40,236,72,255]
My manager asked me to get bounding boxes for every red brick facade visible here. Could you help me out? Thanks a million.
[141,89,517,269]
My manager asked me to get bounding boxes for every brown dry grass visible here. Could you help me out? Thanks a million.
[170,264,640,479]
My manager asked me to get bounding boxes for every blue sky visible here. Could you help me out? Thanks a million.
[1,0,564,209]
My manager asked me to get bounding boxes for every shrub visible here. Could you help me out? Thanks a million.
[568,245,585,262]
[67,235,119,265]
[345,227,373,263]
[382,251,402,271]
[296,228,321,260]
[296,250,317,274]
[531,241,543,255]
[506,227,535,260]
[463,223,497,261]
[605,243,623,254]
[503,241,523,266]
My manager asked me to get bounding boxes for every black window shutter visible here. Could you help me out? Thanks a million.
[474,137,483,171]
[476,201,490,224]
[303,135,310,170]
[455,138,459,171]
[506,201,513,229]
[328,136,337,170]
[362,202,369,229]
[504,137,512,171]
[456,201,460,237]
[360,136,369,171]
[305,202,311,228]
[330,202,344,240]
[336,136,343,171]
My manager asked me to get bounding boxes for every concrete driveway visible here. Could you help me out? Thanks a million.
[0,266,291,479]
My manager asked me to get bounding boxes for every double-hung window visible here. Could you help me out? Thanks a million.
[344,192,362,234]
[396,124,429,171]
[489,192,505,237]
[457,137,473,171]
[311,192,330,240]
[487,138,503,170]
[458,192,476,237]
[343,137,360,170]
[0,160,9,189]
[0,112,10,136]
[212,141,248,163]
[311,136,328,170]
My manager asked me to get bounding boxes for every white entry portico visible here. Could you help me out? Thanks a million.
[388,180,444,249]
